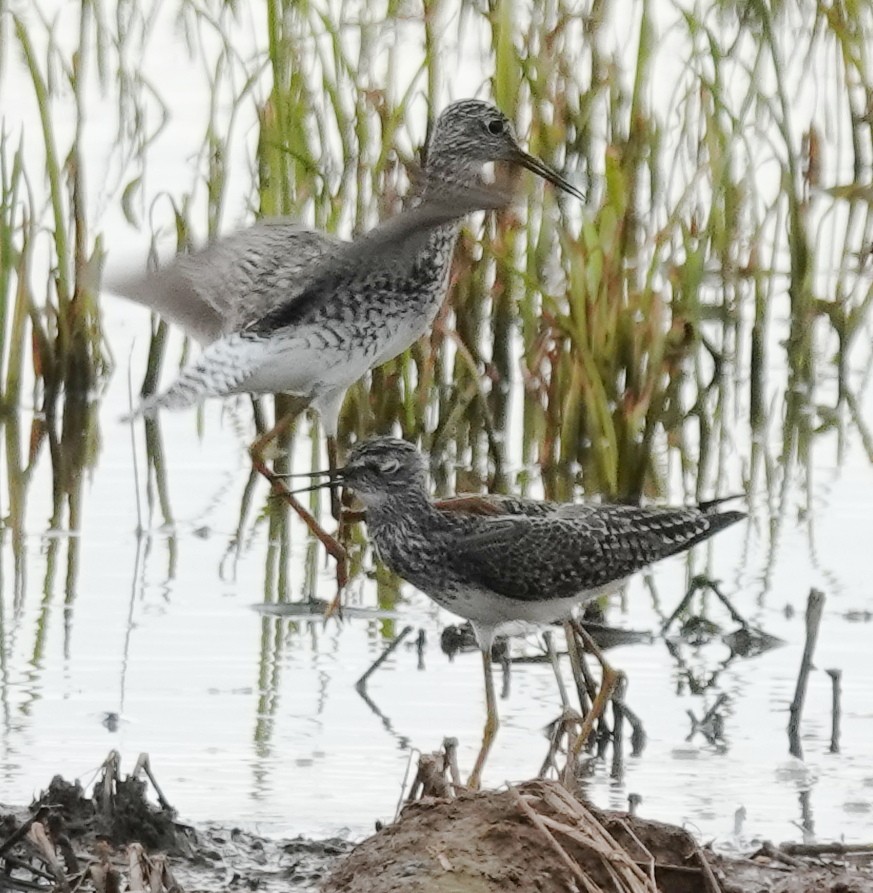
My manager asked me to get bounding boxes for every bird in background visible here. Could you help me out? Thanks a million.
[114,98,585,582]
[297,436,746,788]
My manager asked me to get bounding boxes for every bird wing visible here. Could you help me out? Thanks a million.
[110,221,343,345]
[449,504,744,602]
[247,179,513,334]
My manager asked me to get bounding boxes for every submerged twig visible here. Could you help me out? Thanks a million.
[356,625,413,692]
[826,668,842,754]
[544,630,570,709]
[788,588,826,759]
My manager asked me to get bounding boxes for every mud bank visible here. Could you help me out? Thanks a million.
[2,766,872,892]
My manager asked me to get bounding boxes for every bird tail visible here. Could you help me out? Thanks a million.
[645,502,745,565]
[122,333,265,421]
[698,493,745,513]
[681,506,745,554]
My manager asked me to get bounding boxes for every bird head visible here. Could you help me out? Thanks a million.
[289,437,427,509]
[338,437,427,507]
[427,99,584,201]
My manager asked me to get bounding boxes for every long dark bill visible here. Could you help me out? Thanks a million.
[515,148,585,202]
[288,475,344,496]
[280,468,335,479]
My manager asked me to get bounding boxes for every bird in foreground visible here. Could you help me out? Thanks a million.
[116,99,585,554]
[298,437,746,788]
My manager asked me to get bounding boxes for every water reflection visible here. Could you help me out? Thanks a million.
[2,320,871,841]
[2,0,873,840]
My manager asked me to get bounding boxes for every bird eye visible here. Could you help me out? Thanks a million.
[380,458,400,474]
[487,118,505,136]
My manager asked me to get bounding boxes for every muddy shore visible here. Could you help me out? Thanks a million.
[2,759,873,893]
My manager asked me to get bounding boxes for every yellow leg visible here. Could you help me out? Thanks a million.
[468,650,499,790]
[249,412,348,597]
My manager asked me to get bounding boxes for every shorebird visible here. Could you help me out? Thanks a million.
[117,99,584,549]
[298,437,745,788]
[122,175,520,580]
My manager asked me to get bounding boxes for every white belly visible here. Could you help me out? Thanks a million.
[432,579,629,651]
[371,301,444,367]
[240,332,374,398]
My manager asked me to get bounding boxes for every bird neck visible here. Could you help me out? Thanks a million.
[364,487,443,583]
[422,145,483,198]
[364,485,437,537]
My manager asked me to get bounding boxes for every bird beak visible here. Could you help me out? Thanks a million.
[283,466,346,495]
[281,468,334,479]
[513,148,585,202]
[288,474,344,496]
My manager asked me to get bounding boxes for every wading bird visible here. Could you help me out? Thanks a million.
[117,99,584,582]
[299,437,745,788]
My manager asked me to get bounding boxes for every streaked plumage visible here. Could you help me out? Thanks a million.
[123,178,512,423]
[312,436,745,787]
[113,223,342,346]
[118,100,585,435]
[335,438,746,649]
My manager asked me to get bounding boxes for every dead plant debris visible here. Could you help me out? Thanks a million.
[0,756,349,893]
[3,759,872,893]
[324,777,873,893]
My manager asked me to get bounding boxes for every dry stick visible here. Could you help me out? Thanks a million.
[68,859,99,893]
[127,843,147,892]
[355,625,413,692]
[540,785,654,890]
[615,818,657,890]
[509,789,597,893]
[826,668,842,754]
[156,853,181,893]
[396,748,422,815]
[788,588,826,759]
[691,837,723,893]
[1,854,57,882]
[1,873,51,892]
[779,840,873,856]
[534,815,630,892]
[27,823,69,893]
[576,653,600,728]
[538,710,582,779]
[564,620,592,714]
[564,665,621,786]
[99,751,120,817]
[753,841,804,868]
[611,674,628,781]
[54,835,79,876]
[0,805,50,858]
[443,737,462,792]
[132,753,172,812]
[544,630,571,709]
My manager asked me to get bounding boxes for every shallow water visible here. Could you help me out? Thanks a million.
[2,295,872,845]
[3,0,873,854]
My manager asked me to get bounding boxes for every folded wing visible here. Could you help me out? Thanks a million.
[449,505,744,601]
